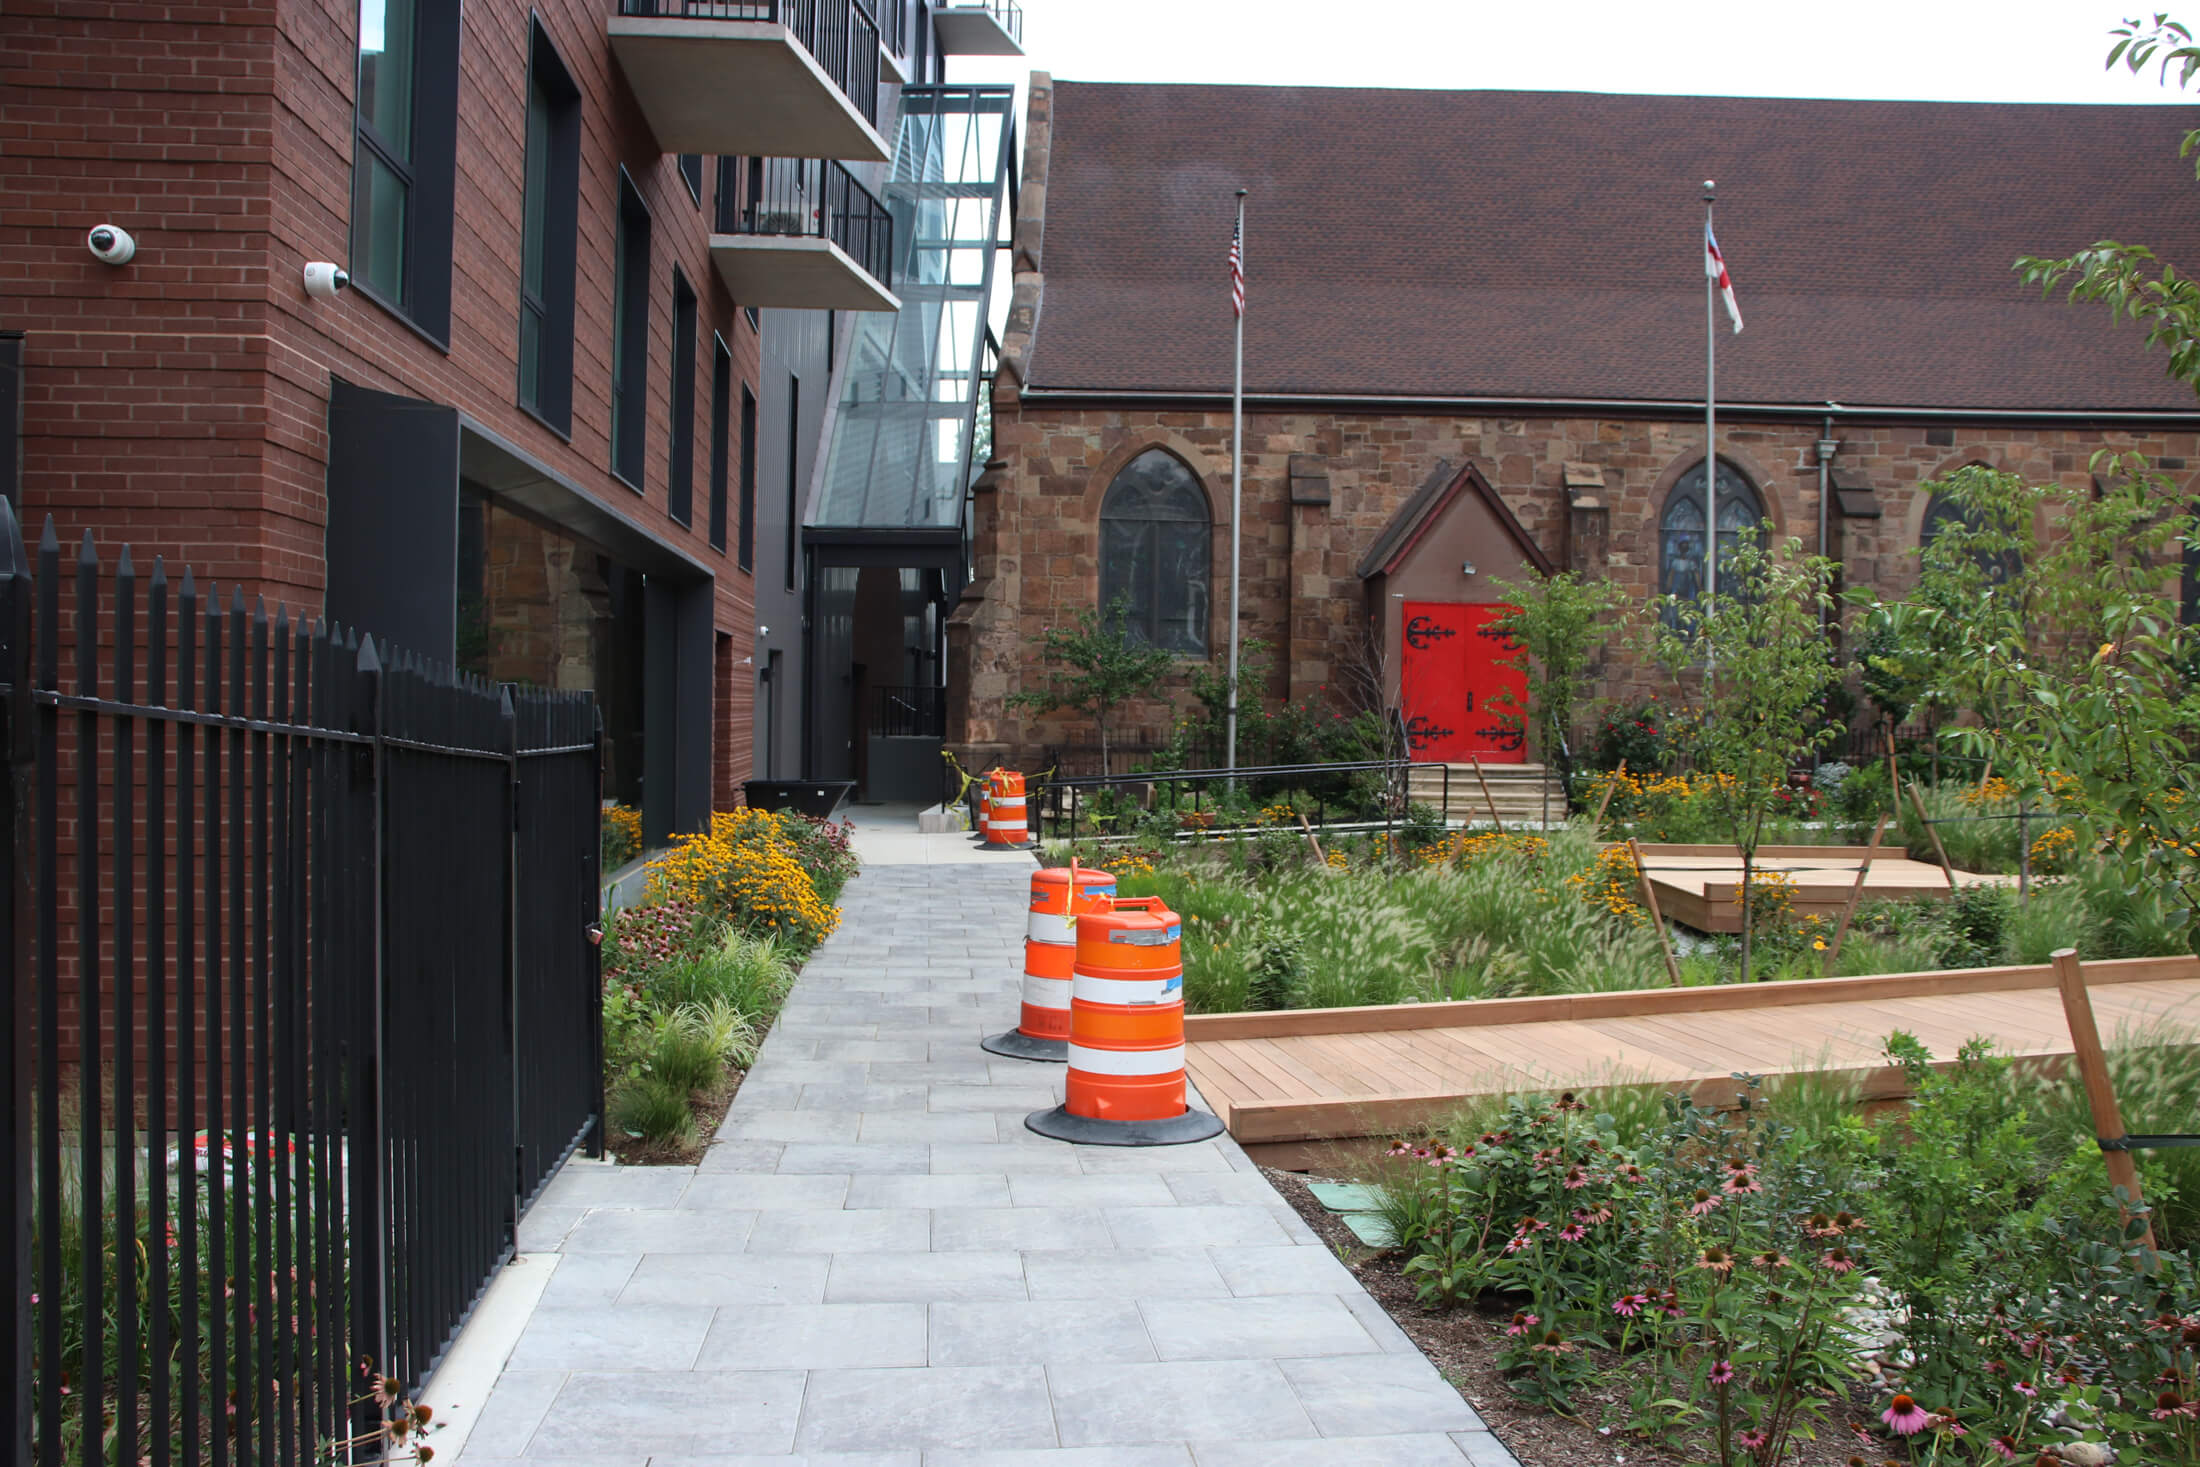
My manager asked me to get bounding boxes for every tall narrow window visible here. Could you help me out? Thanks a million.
[678,153,703,203]
[708,337,732,553]
[738,385,757,572]
[1922,488,2022,585]
[1097,449,1211,654]
[351,0,457,340]
[611,171,652,491]
[667,269,697,527]
[1658,459,1764,607]
[784,374,801,591]
[517,24,579,432]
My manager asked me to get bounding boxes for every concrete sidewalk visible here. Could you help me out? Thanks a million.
[443,831,1521,1466]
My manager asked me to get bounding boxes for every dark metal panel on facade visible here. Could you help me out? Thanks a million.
[325,380,460,660]
[0,332,21,513]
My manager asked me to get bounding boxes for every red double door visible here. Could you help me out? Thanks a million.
[1398,601,1526,763]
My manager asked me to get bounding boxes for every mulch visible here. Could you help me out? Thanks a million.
[605,1068,744,1168]
[1262,1167,1888,1467]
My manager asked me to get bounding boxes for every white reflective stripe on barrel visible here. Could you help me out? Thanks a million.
[1071,970,1184,1006]
[1027,911,1077,944]
[1067,1042,1186,1076]
[991,795,1026,808]
[1021,972,1072,1009]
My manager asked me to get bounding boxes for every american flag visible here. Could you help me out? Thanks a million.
[1228,214,1245,318]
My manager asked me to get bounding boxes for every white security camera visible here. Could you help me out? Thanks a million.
[86,225,136,266]
[302,262,350,300]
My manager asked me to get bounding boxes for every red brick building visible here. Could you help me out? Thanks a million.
[953,77,2200,771]
[1,0,1021,833]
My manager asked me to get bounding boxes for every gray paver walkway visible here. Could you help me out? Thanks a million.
[450,831,1522,1466]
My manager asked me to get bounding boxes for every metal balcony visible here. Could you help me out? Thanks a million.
[711,156,900,312]
[932,0,1022,55]
[609,0,889,162]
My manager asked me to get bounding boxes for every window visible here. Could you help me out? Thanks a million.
[708,336,731,553]
[1098,449,1211,654]
[677,153,703,203]
[784,374,800,591]
[517,24,579,432]
[1658,458,1764,606]
[738,385,757,571]
[667,267,697,527]
[351,0,458,340]
[2184,522,2198,626]
[610,171,651,491]
[1921,490,2020,586]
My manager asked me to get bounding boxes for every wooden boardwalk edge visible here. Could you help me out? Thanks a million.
[1182,954,2200,1042]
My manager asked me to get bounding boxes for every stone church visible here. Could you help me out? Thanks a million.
[948,75,2200,771]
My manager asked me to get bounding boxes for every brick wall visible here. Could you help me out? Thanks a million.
[959,391,2200,765]
[1,0,757,789]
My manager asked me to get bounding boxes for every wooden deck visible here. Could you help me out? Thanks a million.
[1183,955,2200,1163]
[1636,842,2014,932]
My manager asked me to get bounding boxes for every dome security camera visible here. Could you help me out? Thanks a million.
[87,225,136,266]
[303,262,350,300]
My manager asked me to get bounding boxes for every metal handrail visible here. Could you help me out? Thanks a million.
[1033,757,1441,848]
[615,0,881,130]
[714,156,895,290]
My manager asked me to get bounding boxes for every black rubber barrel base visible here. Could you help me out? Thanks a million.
[981,839,1037,852]
[1025,1104,1227,1147]
[981,1029,1067,1062]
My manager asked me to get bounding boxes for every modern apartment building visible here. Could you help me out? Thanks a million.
[0,0,1022,834]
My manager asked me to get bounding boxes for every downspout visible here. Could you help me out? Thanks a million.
[1816,407,1840,634]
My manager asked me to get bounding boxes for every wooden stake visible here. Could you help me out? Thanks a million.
[1591,759,1627,832]
[1469,754,1504,834]
[2051,947,2158,1257]
[1296,812,1330,870]
[1905,779,1959,890]
[1629,837,1684,987]
[1822,813,1889,976]
[1974,758,1995,796]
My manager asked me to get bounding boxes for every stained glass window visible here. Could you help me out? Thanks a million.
[1098,450,1211,654]
[1921,492,2020,586]
[1660,459,1764,606]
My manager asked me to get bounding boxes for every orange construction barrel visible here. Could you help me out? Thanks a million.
[985,769,1031,848]
[983,864,1116,1062]
[1025,896,1224,1146]
[970,766,1001,843]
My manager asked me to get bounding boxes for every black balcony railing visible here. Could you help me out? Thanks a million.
[876,0,908,57]
[941,0,1020,46]
[616,0,881,131]
[715,155,896,292]
[868,683,943,738]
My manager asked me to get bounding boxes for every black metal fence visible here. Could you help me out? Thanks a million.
[714,156,896,292]
[1,506,603,1467]
[617,0,881,131]
[1031,758,1426,846]
[867,683,942,739]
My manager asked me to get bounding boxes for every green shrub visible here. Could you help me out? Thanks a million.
[648,1024,726,1095]
[610,1076,698,1146]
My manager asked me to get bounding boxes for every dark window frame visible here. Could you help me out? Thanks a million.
[738,384,757,572]
[1921,486,2022,587]
[349,0,459,346]
[667,266,697,528]
[1657,458,1765,609]
[784,374,801,592]
[708,334,732,553]
[678,153,703,204]
[517,20,580,435]
[1097,448,1213,656]
[610,169,652,492]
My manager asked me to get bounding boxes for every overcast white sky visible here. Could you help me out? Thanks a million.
[947,0,2199,104]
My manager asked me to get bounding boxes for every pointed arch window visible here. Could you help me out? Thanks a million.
[1659,458,1764,606]
[1921,490,2021,586]
[1098,450,1211,654]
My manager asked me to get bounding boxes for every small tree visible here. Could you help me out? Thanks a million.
[1488,570,1629,821]
[1008,597,1174,775]
[1649,531,1840,982]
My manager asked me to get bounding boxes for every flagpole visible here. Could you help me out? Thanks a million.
[1226,188,1246,775]
[1704,179,1717,610]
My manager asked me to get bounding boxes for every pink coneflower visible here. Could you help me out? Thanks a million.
[1722,1171,1763,1195]
[2012,1380,2036,1398]
[1708,1359,1735,1385]
[1927,1412,1966,1437]
[1612,1293,1647,1318]
[1737,1427,1768,1451]
[1698,1245,1736,1277]
[1832,1210,1863,1234]
[1618,1163,1647,1183]
[1386,1139,1412,1157]
[1658,1289,1684,1318]
[1881,1395,1930,1436]
[1562,1166,1591,1190]
[1688,1188,1722,1216]
[1426,1142,1456,1165]
[1753,1250,1791,1271]
[1989,1435,2019,1459]
[1532,1146,1563,1168]
[1530,1328,1572,1354]
[1803,1211,1837,1238]
[1504,1312,1540,1337]
[2154,1390,2196,1421]
[1820,1246,1858,1274]
[1557,1222,1588,1243]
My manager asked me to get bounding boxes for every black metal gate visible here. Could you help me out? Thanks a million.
[0,504,604,1467]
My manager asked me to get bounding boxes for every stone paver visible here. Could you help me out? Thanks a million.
[449,838,1521,1465]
